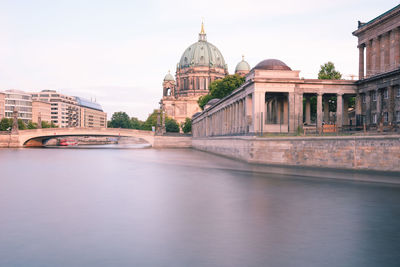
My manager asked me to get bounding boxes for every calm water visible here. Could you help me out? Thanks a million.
[0,147,399,267]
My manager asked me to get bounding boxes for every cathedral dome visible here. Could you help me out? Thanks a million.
[178,23,227,70]
[235,56,251,72]
[164,71,175,81]
[253,59,291,71]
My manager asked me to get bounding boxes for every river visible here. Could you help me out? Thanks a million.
[0,147,399,267]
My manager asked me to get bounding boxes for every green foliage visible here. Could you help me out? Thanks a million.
[198,74,245,110]
[40,121,57,128]
[130,117,144,130]
[318,61,342,80]
[165,117,179,132]
[0,118,12,131]
[27,121,38,129]
[18,119,27,130]
[141,110,158,131]
[108,112,133,128]
[181,117,192,134]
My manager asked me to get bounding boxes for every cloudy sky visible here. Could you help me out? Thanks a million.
[0,0,398,120]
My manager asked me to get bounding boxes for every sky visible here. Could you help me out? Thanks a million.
[1,0,399,120]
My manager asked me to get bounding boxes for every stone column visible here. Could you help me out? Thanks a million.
[395,28,400,69]
[288,92,295,133]
[359,44,365,79]
[376,89,382,119]
[343,96,349,126]
[388,86,395,123]
[375,37,381,74]
[296,93,303,130]
[365,91,371,126]
[366,40,372,77]
[324,96,330,123]
[355,94,362,126]
[317,93,323,132]
[384,32,390,71]
[305,96,311,125]
[336,93,343,128]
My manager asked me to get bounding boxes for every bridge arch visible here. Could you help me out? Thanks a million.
[18,128,155,147]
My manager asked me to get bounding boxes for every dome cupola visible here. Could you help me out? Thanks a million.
[235,55,251,73]
[253,59,291,71]
[163,70,175,81]
[178,23,227,70]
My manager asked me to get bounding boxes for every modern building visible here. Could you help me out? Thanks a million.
[353,4,400,127]
[192,59,357,136]
[75,97,107,128]
[161,23,247,124]
[31,90,80,128]
[0,92,5,120]
[32,100,51,125]
[3,90,32,123]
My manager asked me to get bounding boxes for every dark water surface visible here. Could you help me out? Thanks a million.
[0,147,399,267]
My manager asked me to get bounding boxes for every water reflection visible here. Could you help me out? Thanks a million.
[0,148,399,266]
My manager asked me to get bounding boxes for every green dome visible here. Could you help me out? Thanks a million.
[164,71,175,81]
[235,57,250,72]
[178,28,227,70]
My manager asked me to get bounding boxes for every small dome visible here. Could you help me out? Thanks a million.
[164,71,175,81]
[235,56,251,72]
[253,59,291,71]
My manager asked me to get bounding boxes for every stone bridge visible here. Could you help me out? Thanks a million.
[16,127,155,147]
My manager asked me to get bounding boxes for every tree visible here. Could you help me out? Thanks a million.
[18,119,27,130]
[108,112,132,128]
[165,118,179,132]
[181,117,192,133]
[198,74,245,110]
[142,110,158,131]
[130,117,143,130]
[27,121,38,129]
[318,61,342,80]
[0,118,12,131]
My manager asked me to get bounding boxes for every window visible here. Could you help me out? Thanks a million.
[372,91,377,101]
[383,89,388,99]
[372,113,377,124]
[362,94,366,103]
[396,111,400,122]
[397,88,400,97]
[384,112,388,122]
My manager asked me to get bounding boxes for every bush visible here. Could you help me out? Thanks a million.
[181,118,192,133]
[165,118,179,132]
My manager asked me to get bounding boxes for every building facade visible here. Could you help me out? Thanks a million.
[75,97,107,128]
[32,100,51,124]
[0,92,5,120]
[192,59,357,136]
[32,90,80,128]
[3,90,33,123]
[161,23,229,124]
[353,4,400,127]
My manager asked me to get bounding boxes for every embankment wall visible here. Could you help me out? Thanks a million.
[192,135,400,172]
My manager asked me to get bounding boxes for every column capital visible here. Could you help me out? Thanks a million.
[337,92,344,96]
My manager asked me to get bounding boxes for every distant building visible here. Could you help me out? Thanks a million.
[31,90,80,128]
[353,4,400,127]
[4,90,32,123]
[0,92,5,120]
[75,97,107,128]
[32,100,51,124]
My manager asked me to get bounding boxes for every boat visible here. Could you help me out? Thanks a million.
[58,138,78,146]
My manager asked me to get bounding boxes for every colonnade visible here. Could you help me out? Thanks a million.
[358,27,400,79]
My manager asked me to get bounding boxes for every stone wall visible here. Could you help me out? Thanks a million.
[153,136,192,148]
[192,135,400,172]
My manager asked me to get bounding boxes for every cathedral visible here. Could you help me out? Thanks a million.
[161,23,251,124]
